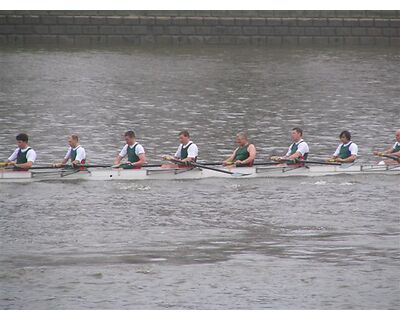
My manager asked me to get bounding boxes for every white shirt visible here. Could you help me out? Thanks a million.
[8,147,37,163]
[64,145,86,161]
[393,142,400,150]
[333,141,358,157]
[175,141,198,159]
[119,143,145,158]
[285,139,309,157]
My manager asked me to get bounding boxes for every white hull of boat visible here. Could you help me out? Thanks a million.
[0,164,399,183]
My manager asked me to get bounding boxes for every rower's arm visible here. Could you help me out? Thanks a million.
[114,155,123,165]
[53,157,68,168]
[340,155,357,163]
[15,161,33,169]
[286,151,302,160]
[134,153,146,166]
[223,152,236,165]
[181,156,195,162]
[7,149,18,163]
[374,147,395,155]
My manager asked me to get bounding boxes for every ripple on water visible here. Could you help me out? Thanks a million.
[0,46,399,309]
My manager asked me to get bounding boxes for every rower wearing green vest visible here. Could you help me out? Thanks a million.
[6,133,37,170]
[114,130,146,169]
[329,130,358,163]
[223,132,256,167]
[54,134,86,168]
[373,129,400,164]
[162,130,199,167]
[272,127,309,162]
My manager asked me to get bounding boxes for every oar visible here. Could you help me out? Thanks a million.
[196,161,282,166]
[269,158,342,166]
[168,158,252,177]
[26,163,164,170]
[379,154,400,162]
[297,160,342,166]
[108,163,162,169]
[253,161,282,166]
[222,161,281,166]
[0,162,13,167]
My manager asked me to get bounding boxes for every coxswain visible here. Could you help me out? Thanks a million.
[223,132,256,167]
[114,130,146,169]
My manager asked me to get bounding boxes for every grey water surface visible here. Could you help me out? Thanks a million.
[0,46,399,309]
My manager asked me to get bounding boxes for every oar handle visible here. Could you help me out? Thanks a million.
[270,157,342,166]
[380,154,400,161]
[166,157,245,176]
[0,162,13,167]
[298,160,342,166]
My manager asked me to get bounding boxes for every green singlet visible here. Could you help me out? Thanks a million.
[127,144,140,163]
[16,147,31,164]
[180,143,192,160]
[338,142,353,159]
[121,144,140,169]
[234,144,250,161]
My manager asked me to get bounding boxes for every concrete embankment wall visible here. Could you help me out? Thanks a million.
[0,11,399,46]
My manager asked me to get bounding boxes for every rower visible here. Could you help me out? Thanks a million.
[271,127,309,163]
[163,130,198,165]
[6,133,37,170]
[328,130,358,163]
[114,130,146,169]
[54,134,86,168]
[373,129,400,164]
[223,132,256,167]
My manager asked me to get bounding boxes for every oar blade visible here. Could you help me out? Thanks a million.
[231,172,252,177]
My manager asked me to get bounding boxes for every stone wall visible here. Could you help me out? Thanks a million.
[0,11,399,46]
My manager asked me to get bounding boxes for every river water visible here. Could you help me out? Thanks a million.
[0,46,399,309]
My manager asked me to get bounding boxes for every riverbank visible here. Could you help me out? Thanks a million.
[0,10,399,46]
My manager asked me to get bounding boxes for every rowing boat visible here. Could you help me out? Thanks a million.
[0,164,399,183]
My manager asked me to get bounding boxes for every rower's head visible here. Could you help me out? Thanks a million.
[291,127,303,142]
[396,129,400,142]
[16,133,29,149]
[339,130,351,144]
[68,134,79,148]
[124,130,136,145]
[236,132,248,146]
[178,130,190,145]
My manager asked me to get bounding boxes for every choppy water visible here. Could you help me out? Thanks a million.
[0,46,399,309]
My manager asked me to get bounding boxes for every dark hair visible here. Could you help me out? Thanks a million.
[292,127,303,136]
[124,130,135,138]
[179,130,190,138]
[16,133,28,142]
[339,130,351,140]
